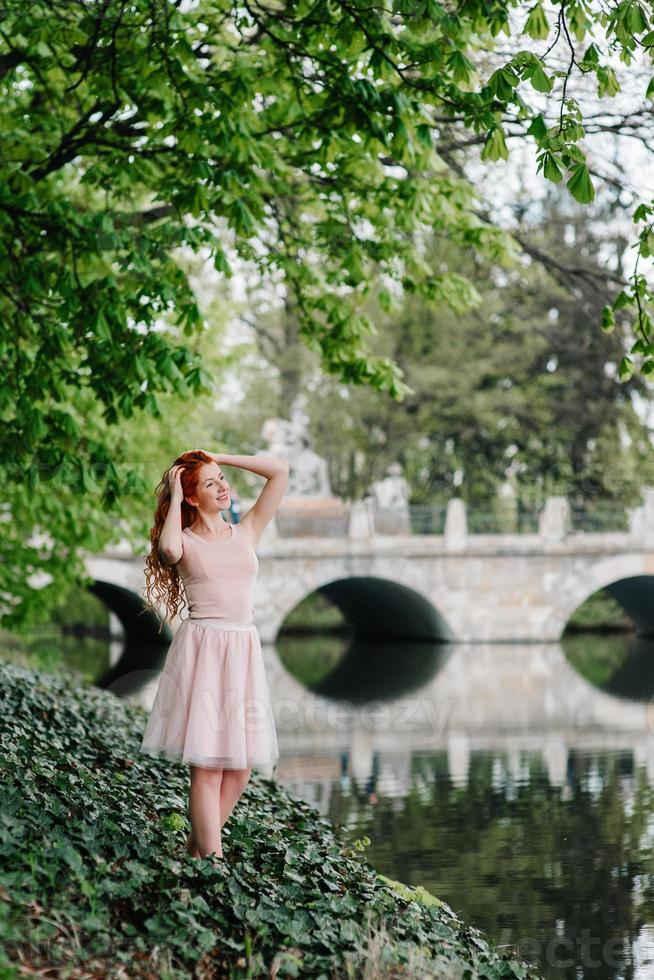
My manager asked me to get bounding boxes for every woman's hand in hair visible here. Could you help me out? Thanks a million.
[196,449,223,464]
[168,464,185,503]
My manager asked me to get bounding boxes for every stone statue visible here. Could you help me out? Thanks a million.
[260,418,295,460]
[291,437,331,497]
[260,397,333,498]
[256,396,347,538]
[370,462,410,511]
[366,462,411,533]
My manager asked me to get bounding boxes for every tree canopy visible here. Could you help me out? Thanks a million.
[239,187,654,516]
[2,0,654,624]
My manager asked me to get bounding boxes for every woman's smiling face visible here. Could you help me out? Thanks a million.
[187,462,231,510]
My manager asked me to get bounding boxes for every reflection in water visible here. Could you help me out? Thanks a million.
[327,748,654,980]
[270,634,654,980]
[1,613,171,698]
[96,637,170,695]
[277,632,454,702]
[1,625,114,681]
[563,633,654,702]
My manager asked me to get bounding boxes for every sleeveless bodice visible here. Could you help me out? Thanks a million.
[177,523,259,623]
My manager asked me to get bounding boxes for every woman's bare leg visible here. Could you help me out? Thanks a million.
[219,768,252,829]
[185,766,252,856]
[188,765,224,857]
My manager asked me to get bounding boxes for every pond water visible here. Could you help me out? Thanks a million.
[269,629,654,980]
[6,618,654,979]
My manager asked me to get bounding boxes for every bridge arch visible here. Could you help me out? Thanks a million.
[545,554,654,640]
[275,573,453,643]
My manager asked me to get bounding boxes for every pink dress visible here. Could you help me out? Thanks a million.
[139,522,279,770]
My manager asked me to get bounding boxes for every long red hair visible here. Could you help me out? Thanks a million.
[142,450,216,633]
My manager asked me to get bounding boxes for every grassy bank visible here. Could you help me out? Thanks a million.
[0,660,542,979]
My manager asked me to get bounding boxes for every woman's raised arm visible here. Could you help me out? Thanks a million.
[158,464,185,565]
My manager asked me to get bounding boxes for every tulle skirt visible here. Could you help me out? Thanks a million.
[139,617,279,770]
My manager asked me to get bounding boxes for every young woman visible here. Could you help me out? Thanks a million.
[140,449,289,860]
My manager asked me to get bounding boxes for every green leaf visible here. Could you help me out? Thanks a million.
[415,123,433,148]
[601,305,615,332]
[526,113,547,139]
[566,163,595,203]
[597,65,620,98]
[523,4,550,40]
[160,812,186,832]
[157,354,184,383]
[633,203,653,222]
[627,2,648,33]
[79,462,102,494]
[579,42,600,66]
[481,126,509,161]
[90,310,113,342]
[541,151,563,183]
[613,289,632,309]
[213,250,233,277]
[618,355,633,380]
[231,199,256,235]
[487,66,519,100]
[528,62,552,93]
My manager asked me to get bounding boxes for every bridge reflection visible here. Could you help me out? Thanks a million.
[89,581,171,694]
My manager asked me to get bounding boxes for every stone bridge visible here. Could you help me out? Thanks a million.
[85,493,654,658]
